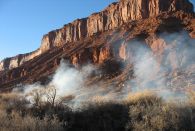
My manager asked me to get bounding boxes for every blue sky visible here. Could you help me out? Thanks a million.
[0,0,194,60]
[0,0,116,60]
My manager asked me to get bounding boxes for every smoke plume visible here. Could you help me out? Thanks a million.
[14,31,195,108]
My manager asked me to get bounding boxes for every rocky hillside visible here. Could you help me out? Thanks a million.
[0,0,193,71]
[0,0,195,91]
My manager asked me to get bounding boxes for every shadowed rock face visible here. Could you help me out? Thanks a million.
[0,0,193,72]
[0,0,194,90]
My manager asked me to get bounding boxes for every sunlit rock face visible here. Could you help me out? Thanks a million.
[0,0,193,71]
[146,35,167,54]
[40,0,193,51]
[0,50,41,71]
[119,42,127,61]
[190,19,195,38]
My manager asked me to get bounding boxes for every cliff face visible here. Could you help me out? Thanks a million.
[40,0,193,49]
[0,11,194,90]
[0,0,194,72]
[0,50,42,71]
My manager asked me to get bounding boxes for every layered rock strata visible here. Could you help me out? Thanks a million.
[0,0,194,71]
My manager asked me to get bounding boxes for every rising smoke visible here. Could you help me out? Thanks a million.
[127,31,195,99]
[15,31,195,108]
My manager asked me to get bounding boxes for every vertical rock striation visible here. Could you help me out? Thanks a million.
[0,50,42,71]
[41,0,193,50]
[0,0,193,71]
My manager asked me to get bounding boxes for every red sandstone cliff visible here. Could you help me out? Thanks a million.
[39,0,194,51]
[0,0,194,71]
[0,0,195,91]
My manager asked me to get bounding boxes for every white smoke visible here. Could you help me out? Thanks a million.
[126,31,195,100]
[13,31,195,108]
[51,60,84,97]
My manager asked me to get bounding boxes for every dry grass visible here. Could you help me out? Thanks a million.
[0,91,194,131]
[125,91,159,103]
[0,93,64,131]
[0,110,63,131]
[125,91,195,131]
[188,91,195,105]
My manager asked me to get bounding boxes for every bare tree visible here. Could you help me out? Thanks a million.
[27,85,74,108]
[27,89,45,107]
[45,85,57,107]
